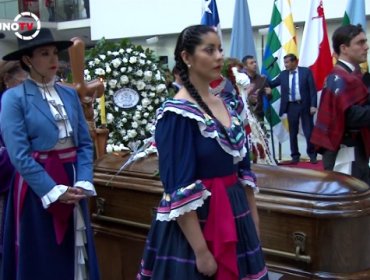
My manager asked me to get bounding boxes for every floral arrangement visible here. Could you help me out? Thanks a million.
[84,38,168,150]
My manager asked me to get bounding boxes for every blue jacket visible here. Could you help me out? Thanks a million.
[269,66,317,116]
[0,79,93,197]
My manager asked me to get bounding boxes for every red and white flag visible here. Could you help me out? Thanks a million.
[298,0,332,91]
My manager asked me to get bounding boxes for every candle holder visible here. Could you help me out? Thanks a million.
[95,126,109,159]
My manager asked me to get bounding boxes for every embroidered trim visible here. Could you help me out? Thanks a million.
[156,100,247,162]
[156,190,211,221]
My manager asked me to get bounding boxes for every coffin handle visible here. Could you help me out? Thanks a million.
[96,197,105,215]
[262,247,311,263]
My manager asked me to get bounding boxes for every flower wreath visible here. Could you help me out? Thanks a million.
[84,38,168,150]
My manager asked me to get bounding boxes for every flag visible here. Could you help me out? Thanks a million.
[343,0,366,27]
[229,0,257,62]
[261,0,297,143]
[343,0,367,72]
[201,0,222,41]
[299,0,332,92]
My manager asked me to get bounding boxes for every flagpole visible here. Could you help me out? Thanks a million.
[259,27,279,164]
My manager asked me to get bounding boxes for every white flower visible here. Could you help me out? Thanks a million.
[154,99,159,104]
[132,122,138,128]
[146,123,154,132]
[147,60,152,65]
[120,67,126,73]
[143,112,149,118]
[127,66,133,72]
[107,51,112,55]
[107,113,114,124]
[156,84,167,93]
[112,58,121,68]
[94,58,101,65]
[112,70,119,77]
[94,68,105,75]
[86,75,91,81]
[108,79,117,88]
[141,98,151,107]
[155,71,161,80]
[141,119,147,125]
[140,53,147,58]
[122,58,128,63]
[144,71,152,81]
[139,59,145,65]
[128,130,137,138]
[99,54,106,60]
[88,61,94,67]
[120,75,129,84]
[126,48,133,53]
[106,144,113,153]
[129,56,137,64]
[122,118,127,123]
[119,48,124,54]
[149,92,155,97]
[147,105,154,111]
[136,81,146,90]
[106,65,112,74]
[108,89,114,95]
[135,69,143,77]
[112,51,119,56]
[113,145,121,152]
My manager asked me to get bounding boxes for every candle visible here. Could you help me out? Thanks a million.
[100,94,107,125]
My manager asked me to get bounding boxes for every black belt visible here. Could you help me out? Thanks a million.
[288,100,301,104]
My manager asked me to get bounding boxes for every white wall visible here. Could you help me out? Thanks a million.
[90,0,370,40]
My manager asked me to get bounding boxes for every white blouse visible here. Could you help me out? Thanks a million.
[32,78,73,140]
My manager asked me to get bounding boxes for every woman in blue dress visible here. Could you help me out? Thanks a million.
[137,25,268,280]
[0,28,100,279]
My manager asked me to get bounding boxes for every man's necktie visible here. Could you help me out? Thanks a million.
[291,70,297,101]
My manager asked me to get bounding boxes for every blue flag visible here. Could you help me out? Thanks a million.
[229,0,257,63]
[201,0,222,41]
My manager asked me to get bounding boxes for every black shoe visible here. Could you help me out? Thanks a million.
[291,158,299,164]
[310,158,318,164]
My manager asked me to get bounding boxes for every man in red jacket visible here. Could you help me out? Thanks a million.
[311,24,370,185]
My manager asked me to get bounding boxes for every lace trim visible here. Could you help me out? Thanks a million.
[156,189,211,221]
[157,106,246,162]
[239,179,259,193]
[75,205,88,280]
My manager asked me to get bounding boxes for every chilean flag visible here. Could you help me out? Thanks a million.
[201,0,223,42]
[298,0,332,91]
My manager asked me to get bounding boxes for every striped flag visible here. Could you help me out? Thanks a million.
[229,0,257,62]
[299,0,332,92]
[261,0,297,143]
[343,0,367,72]
[201,0,222,41]
[343,0,366,27]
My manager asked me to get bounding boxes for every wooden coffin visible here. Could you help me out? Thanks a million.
[92,153,370,280]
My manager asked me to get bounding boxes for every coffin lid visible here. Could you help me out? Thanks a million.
[94,153,370,217]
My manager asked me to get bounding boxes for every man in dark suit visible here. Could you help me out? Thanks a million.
[269,53,318,163]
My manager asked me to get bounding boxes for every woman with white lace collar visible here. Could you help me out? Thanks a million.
[0,28,100,280]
